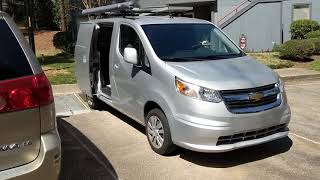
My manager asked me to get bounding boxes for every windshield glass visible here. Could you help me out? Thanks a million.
[142,24,244,61]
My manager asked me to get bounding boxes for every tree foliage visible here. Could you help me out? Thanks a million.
[4,0,26,25]
[34,0,58,29]
[290,19,320,39]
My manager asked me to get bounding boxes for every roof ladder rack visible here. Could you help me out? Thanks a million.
[82,1,138,16]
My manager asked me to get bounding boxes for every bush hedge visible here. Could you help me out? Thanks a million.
[279,39,315,60]
[306,30,320,39]
[53,31,74,54]
[290,20,320,39]
[309,38,320,55]
[272,44,282,52]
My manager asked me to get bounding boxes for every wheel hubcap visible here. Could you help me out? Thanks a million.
[147,116,164,149]
[87,96,93,106]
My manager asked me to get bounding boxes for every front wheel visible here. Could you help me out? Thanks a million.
[146,109,176,155]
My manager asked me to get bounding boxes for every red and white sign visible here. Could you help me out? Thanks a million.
[239,35,247,50]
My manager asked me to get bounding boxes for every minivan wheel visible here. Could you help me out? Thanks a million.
[146,109,176,155]
[86,95,103,110]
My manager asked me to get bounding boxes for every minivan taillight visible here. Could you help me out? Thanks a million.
[35,73,54,106]
[0,73,53,113]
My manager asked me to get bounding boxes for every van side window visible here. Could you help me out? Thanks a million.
[119,25,151,73]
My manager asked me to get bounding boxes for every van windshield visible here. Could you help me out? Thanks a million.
[142,24,244,62]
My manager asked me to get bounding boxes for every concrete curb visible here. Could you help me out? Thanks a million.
[275,68,320,83]
[280,74,320,82]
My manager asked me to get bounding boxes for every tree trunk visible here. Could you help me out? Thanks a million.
[60,0,66,31]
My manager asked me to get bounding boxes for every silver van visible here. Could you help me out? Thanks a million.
[75,16,291,155]
[0,12,61,179]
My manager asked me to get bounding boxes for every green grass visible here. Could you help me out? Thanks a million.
[249,52,320,71]
[38,53,76,85]
[309,57,320,71]
[248,52,295,69]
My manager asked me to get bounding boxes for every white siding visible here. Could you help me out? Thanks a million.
[223,2,282,52]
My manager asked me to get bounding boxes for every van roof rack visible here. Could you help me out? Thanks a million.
[82,1,148,17]
[81,1,193,19]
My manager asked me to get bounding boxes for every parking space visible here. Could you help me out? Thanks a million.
[57,80,320,180]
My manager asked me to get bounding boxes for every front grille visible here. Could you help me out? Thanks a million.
[217,124,287,146]
[220,84,281,114]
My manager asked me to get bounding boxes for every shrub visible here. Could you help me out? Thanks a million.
[272,44,282,52]
[306,30,320,39]
[279,39,315,60]
[290,19,320,39]
[308,38,320,55]
[53,31,74,53]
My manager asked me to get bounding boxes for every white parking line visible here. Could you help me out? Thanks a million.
[290,132,320,145]
[73,93,90,110]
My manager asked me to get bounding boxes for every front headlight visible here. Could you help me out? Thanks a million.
[175,77,222,103]
[277,78,285,93]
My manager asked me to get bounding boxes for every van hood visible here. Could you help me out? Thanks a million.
[166,56,279,90]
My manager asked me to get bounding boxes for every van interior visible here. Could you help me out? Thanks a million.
[92,23,113,98]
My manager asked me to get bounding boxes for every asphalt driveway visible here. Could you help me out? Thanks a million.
[58,80,320,180]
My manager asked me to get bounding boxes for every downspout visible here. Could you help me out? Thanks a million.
[280,1,284,44]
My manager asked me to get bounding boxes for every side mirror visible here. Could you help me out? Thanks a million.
[124,47,138,65]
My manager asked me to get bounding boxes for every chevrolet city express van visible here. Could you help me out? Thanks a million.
[0,12,61,179]
[75,16,291,155]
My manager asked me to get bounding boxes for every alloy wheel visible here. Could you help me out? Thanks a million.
[147,116,164,149]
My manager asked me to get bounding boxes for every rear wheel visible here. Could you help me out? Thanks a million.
[146,109,176,155]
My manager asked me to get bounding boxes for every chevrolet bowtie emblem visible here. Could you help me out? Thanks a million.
[249,92,264,102]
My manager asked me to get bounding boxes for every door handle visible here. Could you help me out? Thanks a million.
[114,64,119,69]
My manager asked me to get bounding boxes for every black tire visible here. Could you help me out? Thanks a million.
[145,109,176,155]
[86,95,103,110]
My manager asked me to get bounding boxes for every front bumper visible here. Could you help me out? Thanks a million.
[171,104,291,153]
[0,129,61,180]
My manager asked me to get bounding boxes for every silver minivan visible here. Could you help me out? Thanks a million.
[75,16,291,155]
[0,12,61,179]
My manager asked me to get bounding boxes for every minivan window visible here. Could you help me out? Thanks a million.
[142,24,244,61]
[119,25,151,69]
[0,20,33,81]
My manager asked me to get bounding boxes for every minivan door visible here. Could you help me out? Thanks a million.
[75,23,97,96]
[111,24,152,121]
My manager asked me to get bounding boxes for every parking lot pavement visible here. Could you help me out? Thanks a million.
[54,93,91,116]
[58,80,320,180]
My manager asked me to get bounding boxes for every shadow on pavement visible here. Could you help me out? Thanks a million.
[179,137,293,168]
[57,117,118,180]
[99,105,146,135]
[77,102,294,168]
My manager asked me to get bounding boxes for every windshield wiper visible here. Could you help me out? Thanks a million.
[192,54,244,60]
[161,57,202,62]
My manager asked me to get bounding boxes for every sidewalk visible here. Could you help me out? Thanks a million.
[52,84,81,95]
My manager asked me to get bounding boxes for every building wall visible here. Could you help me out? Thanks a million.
[215,0,243,24]
[223,2,282,52]
[282,0,320,42]
[137,0,168,8]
